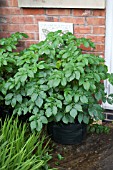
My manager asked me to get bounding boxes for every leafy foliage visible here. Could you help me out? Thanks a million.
[0,32,28,105]
[87,124,110,134]
[0,116,54,170]
[1,31,113,131]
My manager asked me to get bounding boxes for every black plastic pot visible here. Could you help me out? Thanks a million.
[47,121,87,145]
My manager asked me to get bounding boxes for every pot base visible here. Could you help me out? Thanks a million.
[47,122,87,145]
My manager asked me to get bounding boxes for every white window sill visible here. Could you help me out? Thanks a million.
[18,0,106,9]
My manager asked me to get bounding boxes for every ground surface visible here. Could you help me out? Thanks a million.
[49,123,113,170]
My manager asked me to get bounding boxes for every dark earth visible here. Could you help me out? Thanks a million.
[49,122,113,170]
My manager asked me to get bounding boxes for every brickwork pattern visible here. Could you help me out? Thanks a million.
[0,0,105,54]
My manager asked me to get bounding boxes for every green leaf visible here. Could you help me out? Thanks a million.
[16,94,22,104]
[5,93,13,100]
[39,91,46,99]
[20,75,27,82]
[45,49,50,55]
[70,108,77,118]
[62,115,68,124]
[28,70,34,78]
[45,107,52,117]
[80,95,88,103]
[95,91,102,101]
[84,41,89,48]
[57,154,64,161]
[62,53,69,59]
[21,33,29,38]
[69,73,75,81]
[53,106,57,115]
[31,93,38,102]
[5,100,11,105]
[3,60,7,65]
[83,81,90,91]
[37,121,43,131]
[94,73,100,82]
[65,70,72,78]
[75,71,80,80]
[78,113,83,123]
[66,104,72,112]
[56,100,62,109]
[23,107,28,115]
[7,46,12,51]
[74,104,82,112]
[27,88,34,96]
[53,79,61,87]
[38,64,45,69]
[38,79,45,85]
[74,94,79,103]
[61,77,67,86]
[36,96,43,108]
[40,116,48,124]
[88,108,93,116]
[11,97,16,107]
[55,113,62,122]
[65,94,72,103]
[33,106,39,114]
[30,121,36,130]
[83,115,89,124]
[29,115,36,121]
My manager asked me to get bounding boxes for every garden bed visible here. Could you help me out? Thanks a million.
[49,122,113,170]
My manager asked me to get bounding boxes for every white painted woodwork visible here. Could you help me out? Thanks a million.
[103,0,113,110]
[18,0,106,9]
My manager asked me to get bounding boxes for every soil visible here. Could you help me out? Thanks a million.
[49,122,113,170]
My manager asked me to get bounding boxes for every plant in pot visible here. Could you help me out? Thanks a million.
[3,30,113,145]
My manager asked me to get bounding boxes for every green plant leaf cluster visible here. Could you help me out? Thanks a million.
[87,124,110,134]
[0,32,28,105]
[1,30,113,131]
[0,116,54,170]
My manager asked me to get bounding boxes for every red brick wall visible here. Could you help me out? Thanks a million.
[0,0,106,55]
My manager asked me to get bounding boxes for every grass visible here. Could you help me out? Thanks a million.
[0,116,54,170]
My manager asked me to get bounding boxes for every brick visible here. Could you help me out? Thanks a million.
[8,24,20,32]
[46,17,59,22]
[10,0,18,7]
[60,17,85,25]
[10,7,21,15]
[23,9,45,15]
[93,44,105,52]
[24,25,38,32]
[25,40,38,47]
[74,34,85,38]
[46,9,70,15]
[34,16,46,23]
[73,9,92,16]
[93,10,105,17]
[86,35,105,43]
[0,16,10,23]
[1,24,9,31]
[74,26,91,34]
[0,0,9,7]
[86,17,105,25]
[0,8,11,15]
[0,25,2,31]
[0,32,10,38]
[80,44,92,51]
[0,7,21,15]
[25,33,35,40]
[11,16,34,24]
[93,26,105,34]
